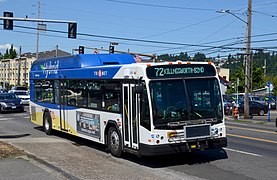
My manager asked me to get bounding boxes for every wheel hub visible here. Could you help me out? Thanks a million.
[110,131,119,150]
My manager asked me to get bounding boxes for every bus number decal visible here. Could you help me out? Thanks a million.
[154,67,205,77]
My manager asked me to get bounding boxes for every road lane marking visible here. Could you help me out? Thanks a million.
[0,118,13,121]
[224,147,262,157]
[12,114,27,116]
[227,125,277,135]
[227,133,277,144]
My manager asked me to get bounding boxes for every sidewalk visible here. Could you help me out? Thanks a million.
[0,141,65,180]
[225,114,277,129]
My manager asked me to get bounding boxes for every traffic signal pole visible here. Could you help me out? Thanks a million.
[0,13,77,40]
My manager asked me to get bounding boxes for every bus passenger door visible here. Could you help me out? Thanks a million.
[123,84,140,150]
[59,80,68,131]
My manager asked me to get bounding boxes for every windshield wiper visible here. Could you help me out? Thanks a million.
[189,109,202,119]
[167,121,187,127]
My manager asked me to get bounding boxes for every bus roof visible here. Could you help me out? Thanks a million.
[31,54,136,71]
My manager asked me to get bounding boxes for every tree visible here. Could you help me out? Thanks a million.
[251,63,264,90]
[264,76,277,96]
[3,44,17,59]
[179,52,190,61]
[193,52,206,61]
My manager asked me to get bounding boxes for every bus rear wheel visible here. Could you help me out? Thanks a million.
[43,112,52,135]
[108,127,122,157]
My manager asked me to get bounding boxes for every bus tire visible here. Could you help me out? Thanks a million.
[43,112,52,135]
[108,126,122,157]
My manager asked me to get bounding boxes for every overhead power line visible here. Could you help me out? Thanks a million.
[252,1,277,7]
[252,10,277,17]
[140,14,226,39]
[10,24,245,50]
[2,23,277,53]
[106,0,217,12]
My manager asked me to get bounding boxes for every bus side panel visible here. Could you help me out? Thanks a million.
[72,109,122,145]
[29,101,44,126]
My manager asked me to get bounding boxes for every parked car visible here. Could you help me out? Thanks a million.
[250,96,267,105]
[0,93,24,113]
[238,101,268,116]
[270,96,276,109]
[12,90,30,105]
[9,86,28,92]
[223,100,233,116]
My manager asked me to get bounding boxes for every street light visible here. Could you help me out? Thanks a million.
[217,10,247,24]
[217,0,252,119]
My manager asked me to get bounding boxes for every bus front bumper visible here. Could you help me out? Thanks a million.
[139,137,227,156]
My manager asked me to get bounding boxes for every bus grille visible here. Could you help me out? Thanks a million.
[184,124,211,139]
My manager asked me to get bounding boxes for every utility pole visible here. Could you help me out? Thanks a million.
[244,0,252,119]
[56,45,58,57]
[264,59,266,75]
[36,0,40,60]
[24,57,27,85]
[17,46,21,86]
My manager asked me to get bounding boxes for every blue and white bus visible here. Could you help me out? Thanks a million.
[29,53,227,157]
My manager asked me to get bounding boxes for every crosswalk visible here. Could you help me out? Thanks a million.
[0,113,29,120]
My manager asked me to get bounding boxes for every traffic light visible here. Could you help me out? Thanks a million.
[79,46,84,54]
[68,22,77,39]
[109,45,114,54]
[3,12,13,30]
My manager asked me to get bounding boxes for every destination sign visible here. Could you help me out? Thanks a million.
[146,64,216,79]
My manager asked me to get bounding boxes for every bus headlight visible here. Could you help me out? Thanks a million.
[211,128,219,136]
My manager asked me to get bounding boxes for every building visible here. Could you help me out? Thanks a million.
[0,49,70,89]
[216,67,230,95]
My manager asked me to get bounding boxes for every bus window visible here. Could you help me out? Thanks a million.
[67,80,86,107]
[76,81,87,107]
[34,80,53,103]
[87,81,102,109]
[103,81,120,112]
[140,86,150,130]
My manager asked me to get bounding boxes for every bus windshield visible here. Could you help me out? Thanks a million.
[149,78,223,128]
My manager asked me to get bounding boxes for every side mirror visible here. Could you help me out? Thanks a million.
[134,84,143,94]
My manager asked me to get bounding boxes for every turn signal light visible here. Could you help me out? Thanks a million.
[167,131,177,138]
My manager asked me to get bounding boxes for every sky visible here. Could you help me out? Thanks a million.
[0,0,277,58]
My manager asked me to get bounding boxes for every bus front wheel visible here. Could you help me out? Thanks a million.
[108,127,122,157]
[43,112,52,135]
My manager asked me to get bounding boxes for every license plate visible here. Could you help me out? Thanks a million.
[12,106,16,109]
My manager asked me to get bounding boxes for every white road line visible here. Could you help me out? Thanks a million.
[12,114,26,117]
[0,118,13,121]
[24,117,29,119]
[224,147,263,157]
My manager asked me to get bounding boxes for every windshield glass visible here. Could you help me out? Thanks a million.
[149,78,223,127]
[0,94,17,100]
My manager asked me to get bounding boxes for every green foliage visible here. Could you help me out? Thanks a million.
[158,52,212,62]
[226,63,264,94]
[193,52,206,61]
[264,76,277,96]
[158,52,191,61]
[3,44,17,59]
[158,50,277,95]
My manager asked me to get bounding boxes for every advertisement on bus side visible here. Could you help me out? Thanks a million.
[76,111,100,138]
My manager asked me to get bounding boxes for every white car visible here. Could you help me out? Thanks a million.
[11,90,30,105]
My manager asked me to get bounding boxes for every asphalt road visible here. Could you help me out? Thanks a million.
[0,107,276,180]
